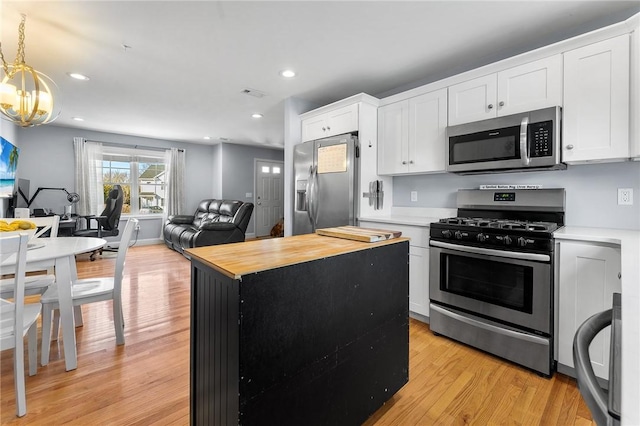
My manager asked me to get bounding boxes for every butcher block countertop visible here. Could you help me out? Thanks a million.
[186,233,410,280]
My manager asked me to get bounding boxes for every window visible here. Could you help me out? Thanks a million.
[101,146,166,215]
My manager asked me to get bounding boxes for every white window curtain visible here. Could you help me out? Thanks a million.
[74,138,103,218]
[163,147,185,220]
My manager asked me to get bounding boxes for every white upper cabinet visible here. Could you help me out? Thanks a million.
[563,34,630,163]
[378,88,447,175]
[448,55,562,125]
[377,100,408,175]
[301,103,359,142]
[409,89,448,174]
[448,74,497,125]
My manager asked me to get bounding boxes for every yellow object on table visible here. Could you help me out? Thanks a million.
[0,220,37,232]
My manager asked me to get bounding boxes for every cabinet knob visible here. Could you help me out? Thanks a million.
[618,272,622,279]
[487,104,494,110]
[498,101,505,107]
[566,144,574,150]
[326,126,330,131]
[409,160,414,164]
[402,161,407,165]
[322,127,326,131]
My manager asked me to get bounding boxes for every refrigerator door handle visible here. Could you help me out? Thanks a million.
[310,165,320,228]
[306,166,314,227]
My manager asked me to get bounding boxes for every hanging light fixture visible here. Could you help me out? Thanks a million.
[0,14,60,127]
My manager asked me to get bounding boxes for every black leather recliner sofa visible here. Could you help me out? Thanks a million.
[163,199,254,254]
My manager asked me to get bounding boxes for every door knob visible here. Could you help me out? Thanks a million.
[498,101,505,107]
[566,144,574,150]
[487,104,494,110]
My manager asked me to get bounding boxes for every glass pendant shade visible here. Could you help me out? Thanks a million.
[0,15,60,127]
[0,64,60,127]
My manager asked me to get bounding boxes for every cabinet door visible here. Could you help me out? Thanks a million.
[326,104,358,137]
[301,114,328,142]
[557,241,621,380]
[408,88,447,173]
[409,246,430,318]
[377,100,409,175]
[448,74,497,125]
[497,55,562,116]
[563,35,630,162]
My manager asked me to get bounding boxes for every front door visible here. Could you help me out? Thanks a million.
[255,160,284,237]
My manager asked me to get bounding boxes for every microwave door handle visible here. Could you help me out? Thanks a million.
[520,116,530,166]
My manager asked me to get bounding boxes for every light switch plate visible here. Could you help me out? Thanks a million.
[410,191,418,202]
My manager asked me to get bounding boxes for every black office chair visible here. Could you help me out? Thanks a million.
[74,185,124,260]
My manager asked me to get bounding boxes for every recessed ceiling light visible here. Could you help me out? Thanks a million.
[203,136,212,140]
[251,113,263,119]
[68,73,90,81]
[280,69,296,78]
[71,117,84,121]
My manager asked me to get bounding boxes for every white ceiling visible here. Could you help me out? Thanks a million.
[2,1,639,149]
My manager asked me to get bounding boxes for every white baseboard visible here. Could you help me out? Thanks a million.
[104,238,164,250]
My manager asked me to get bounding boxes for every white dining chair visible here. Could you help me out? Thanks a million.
[0,234,42,417]
[41,218,138,364]
[0,215,60,299]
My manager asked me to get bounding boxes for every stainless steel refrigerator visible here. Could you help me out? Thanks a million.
[293,134,358,235]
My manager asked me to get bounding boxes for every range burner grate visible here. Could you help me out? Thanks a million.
[438,217,559,233]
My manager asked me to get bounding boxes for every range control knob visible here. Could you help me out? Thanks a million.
[503,235,512,246]
[454,231,464,240]
[517,237,528,247]
[442,230,452,239]
[476,233,488,243]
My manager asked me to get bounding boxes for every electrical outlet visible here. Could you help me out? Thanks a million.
[618,188,633,205]
[410,191,418,202]
[135,223,141,231]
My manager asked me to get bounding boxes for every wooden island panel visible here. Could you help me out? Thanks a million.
[188,235,409,425]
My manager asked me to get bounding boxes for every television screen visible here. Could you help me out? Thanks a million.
[0,136,20,198]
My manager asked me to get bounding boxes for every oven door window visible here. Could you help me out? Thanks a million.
[449,125,521,164]
[441,252,533,313]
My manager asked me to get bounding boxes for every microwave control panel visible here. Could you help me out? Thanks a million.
[529,120,553,157]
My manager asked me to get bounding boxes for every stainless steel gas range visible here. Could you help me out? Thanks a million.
[429,188,565,376]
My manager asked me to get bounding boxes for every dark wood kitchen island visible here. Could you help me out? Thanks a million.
[185,233,410,426]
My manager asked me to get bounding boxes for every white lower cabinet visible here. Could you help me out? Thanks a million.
[359,221,430,319]
[409,245,429,317]
[557,240,621,380]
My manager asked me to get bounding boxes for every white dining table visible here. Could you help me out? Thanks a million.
[0,236,106,371]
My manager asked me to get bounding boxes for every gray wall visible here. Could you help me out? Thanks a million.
[219,143,284,235]
[11,124,215,243]
[393,161,640,230]
[212,144,222,199]
[8,124,284,242]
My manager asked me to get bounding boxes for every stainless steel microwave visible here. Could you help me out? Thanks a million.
[446,106,565,174]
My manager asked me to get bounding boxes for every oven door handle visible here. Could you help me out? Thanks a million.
[430,304,550,346]
[429,240,550,262]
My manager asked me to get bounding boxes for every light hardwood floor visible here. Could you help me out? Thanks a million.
[1,244,595,425]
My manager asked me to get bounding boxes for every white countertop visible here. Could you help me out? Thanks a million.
[359,207,456,228]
